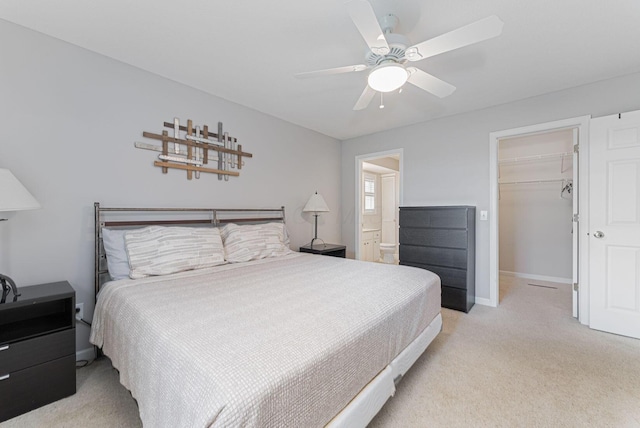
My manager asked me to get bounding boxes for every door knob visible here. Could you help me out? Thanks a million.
[594,231,605,238]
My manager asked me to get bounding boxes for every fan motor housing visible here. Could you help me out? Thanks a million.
[365,32,409,66]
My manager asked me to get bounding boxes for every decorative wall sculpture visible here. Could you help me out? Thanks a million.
[135,118,252,181]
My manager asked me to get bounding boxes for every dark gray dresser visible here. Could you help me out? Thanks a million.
[399,206,475,312]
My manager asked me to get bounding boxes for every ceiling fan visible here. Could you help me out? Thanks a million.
[295,0,504,110]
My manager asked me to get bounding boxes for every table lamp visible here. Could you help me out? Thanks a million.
[0,168,40,300]
[303,191,330,248]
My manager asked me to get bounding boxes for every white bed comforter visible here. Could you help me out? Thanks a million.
[90,253,440,428]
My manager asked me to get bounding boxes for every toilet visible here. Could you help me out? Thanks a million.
[379,243,396,264]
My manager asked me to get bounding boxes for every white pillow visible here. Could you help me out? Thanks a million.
[221,222,291,263]
[124,226,225,279]
[102,228,131,281]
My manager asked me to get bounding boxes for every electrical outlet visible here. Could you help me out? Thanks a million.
[75,303,84,321]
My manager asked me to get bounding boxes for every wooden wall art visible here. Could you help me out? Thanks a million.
[134,118,252,181]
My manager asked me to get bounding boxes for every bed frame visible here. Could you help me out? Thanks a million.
[92,202,442,427]
[94,202,286,299]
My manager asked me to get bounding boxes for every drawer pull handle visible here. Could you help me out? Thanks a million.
[0,345,8,352]
[0,374,9,381]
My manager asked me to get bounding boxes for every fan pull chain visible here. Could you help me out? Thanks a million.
[379,93,385,109]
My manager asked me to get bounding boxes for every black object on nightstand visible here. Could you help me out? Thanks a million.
[299,243,346,258]
[0,281,76,422]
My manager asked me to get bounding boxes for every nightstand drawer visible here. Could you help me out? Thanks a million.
[0,328,75,374]
[323,248,346,258]
[299,244,346,258]
[0,354,76,422]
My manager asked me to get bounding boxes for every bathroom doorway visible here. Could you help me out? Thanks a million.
[355,150,402,263]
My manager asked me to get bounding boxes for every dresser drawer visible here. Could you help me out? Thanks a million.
[400,262,468,290]
[442,285,474,312]
[400,245,468,269]
[0,329,75,374]
[0,354,76,422]
[399,228,468,248]
[400,208,470,229]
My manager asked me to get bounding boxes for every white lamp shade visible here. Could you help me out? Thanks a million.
[367,63,408,93]
[303,192,330,213]
[0,168,40,212]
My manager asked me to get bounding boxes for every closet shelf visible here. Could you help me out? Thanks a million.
[498,151,572,165]
[499,178,568,185]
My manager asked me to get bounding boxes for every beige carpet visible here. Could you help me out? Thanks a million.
[3,277,639,427]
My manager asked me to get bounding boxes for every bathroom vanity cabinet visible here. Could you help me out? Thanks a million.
[360,229,380,262]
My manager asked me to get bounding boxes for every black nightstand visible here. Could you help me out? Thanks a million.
[0,281,76,422]
[299,243,346,258]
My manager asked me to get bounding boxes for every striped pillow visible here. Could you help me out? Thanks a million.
[124,226,225,279]
[221,223,291,263]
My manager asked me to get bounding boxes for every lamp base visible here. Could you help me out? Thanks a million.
[309,238,326,249]
[0,273,20,303]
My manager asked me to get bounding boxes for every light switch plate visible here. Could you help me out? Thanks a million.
[480,210,488,221]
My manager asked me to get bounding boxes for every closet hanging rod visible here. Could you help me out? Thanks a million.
[498,151,572,164]
[499,178,566,185]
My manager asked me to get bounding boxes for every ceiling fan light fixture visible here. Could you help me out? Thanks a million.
[367,63,408,93]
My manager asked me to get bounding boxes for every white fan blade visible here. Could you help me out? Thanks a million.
[353,85,376,110]
[405,15,504,62]
[346,0,390,55]
[406,67,456,98]
[295,64,367,79]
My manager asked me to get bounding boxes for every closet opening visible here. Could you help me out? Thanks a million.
[497,128,578,316]
[355,150,402,263]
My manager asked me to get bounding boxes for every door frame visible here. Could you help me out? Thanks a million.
[380,172,399,253]
[355,149,403,261]
[488,116,590,324]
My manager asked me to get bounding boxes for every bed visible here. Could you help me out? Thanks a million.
[90,203,442,427]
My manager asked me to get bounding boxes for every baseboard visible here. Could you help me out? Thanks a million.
[76,347,96,362]
[499,270,572,285]
[474,297,495,307]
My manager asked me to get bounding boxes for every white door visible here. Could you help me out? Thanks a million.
[381,174,396,244]
[589,111,640,339]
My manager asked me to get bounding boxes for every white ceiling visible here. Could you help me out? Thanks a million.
[2,1,640,140]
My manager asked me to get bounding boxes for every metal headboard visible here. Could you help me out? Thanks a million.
[94,202,286,300]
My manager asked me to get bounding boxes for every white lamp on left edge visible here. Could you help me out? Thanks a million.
[0,168,40,300]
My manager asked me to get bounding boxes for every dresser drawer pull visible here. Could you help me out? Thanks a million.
[0,374,9,381]
[0,345,8,352]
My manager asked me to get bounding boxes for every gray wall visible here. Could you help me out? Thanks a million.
[341,71,640,302]
[0,20,341,354]
[499,130,574,280]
